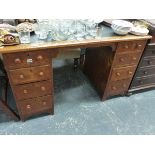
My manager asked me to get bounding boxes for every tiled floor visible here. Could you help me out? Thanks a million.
[0,59,155,135]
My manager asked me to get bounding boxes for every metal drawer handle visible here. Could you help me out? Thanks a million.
[19,74,24,79]
[41,86,46,91]
[26,105,31,109]
[23,89,28,94]
[39,72,44,76]
[37,55,43,60]
[112,86,116,90]
[116,72,121,76]
[14,58,21,64]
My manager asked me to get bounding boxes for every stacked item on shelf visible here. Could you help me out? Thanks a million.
[102,19,149,36]
[0,23,20,46]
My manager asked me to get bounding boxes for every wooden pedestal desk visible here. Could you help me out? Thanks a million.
[0,26,151,120]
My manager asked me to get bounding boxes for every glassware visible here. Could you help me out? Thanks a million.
[85,19,98,37]
[18,31,30,44]
[37,19,49,40]
[74,20,87,40]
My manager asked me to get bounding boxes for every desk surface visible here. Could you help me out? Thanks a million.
[0,26,152,54]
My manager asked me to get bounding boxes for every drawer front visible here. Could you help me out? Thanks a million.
[29,51,51,66]
[3,52,29,69]
[18,95,53,116]
[139,58,155,68]
[9,65,51,85]
[110,66,136,81]
[107,79,131,96]
[113,52,142,67]
[135,67,155,78]
[143,49,155,58]
[14,80,52,100]
[3,51,51,69]
[131,76,155,88]
[117,40,146,53]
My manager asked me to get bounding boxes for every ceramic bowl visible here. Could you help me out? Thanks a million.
[111,20,133,35]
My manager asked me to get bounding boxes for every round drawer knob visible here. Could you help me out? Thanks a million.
[26,105,31,109]
[23,89,28,94]
[139,80,143,84]
[41,86,46,91]
[152,50,155,54]
[137,44,142,48]
[143,71,147,75]
[112,86,116,90]
[148,60,152,65]
[116,72,121,76]
[37,55,43,60]
[123,84,126,88]
[128,71,132,75]
[19,74,24,79]
[132,57,137,60]
[14,58,21,64]
[39,72,44,76]
[125,45,128,49]
[43,101,47,105]
[120,58,125,62]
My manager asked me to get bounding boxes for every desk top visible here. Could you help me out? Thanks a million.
[0,26,152,54]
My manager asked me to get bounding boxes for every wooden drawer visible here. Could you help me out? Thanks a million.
[30,51,51,66]
[113,52,142,67]
[17,95,53,116]
[117,40,146,53]
[143,44,155,58]
[131,75,155,88]
[107,79,131,96]
[110,66,136,81]
[14,80,52,100]
[9,65,51,85]
[139,57,155,68]
[3,52,29,69]
[135,66,155,78]
[3,50,51,69]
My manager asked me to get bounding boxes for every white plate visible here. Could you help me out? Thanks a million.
[130,27,149,36]
[112,20,133,28]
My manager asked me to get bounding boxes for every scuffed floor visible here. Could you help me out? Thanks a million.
[0,59,155,135]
